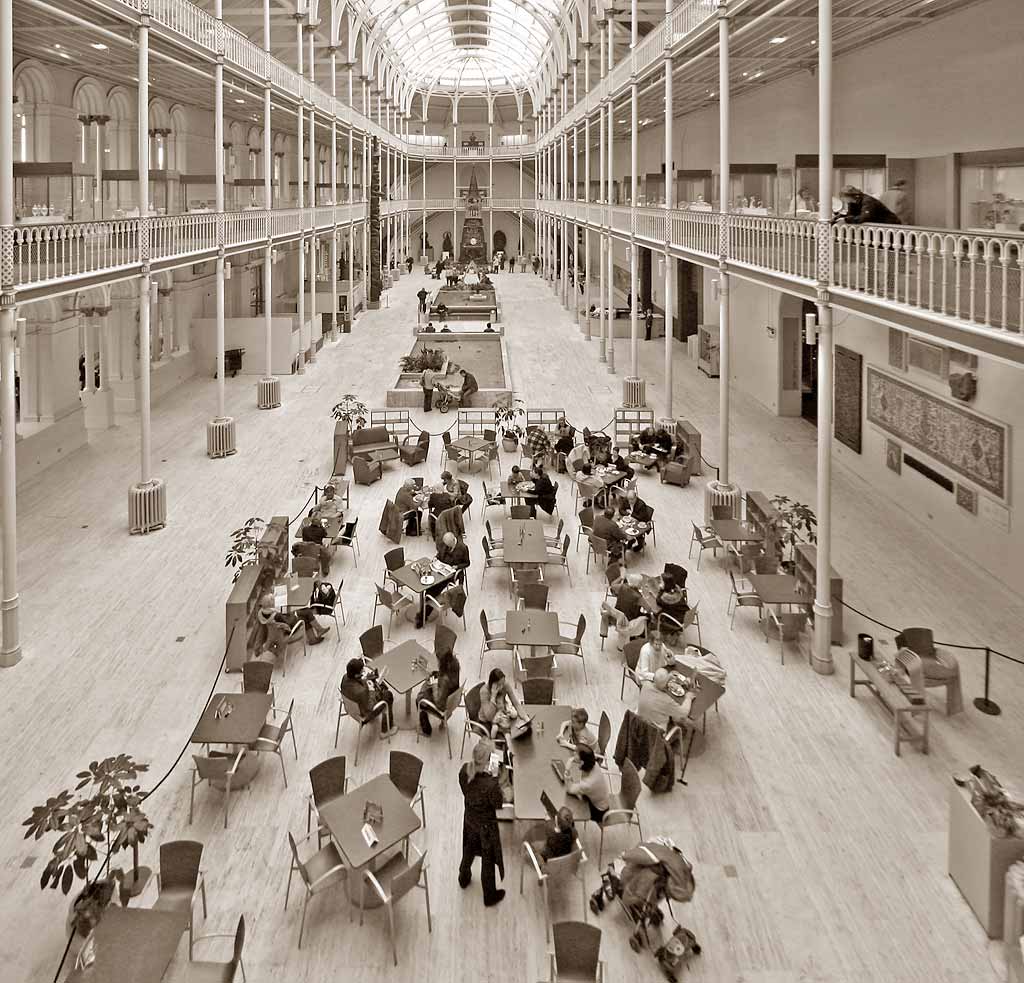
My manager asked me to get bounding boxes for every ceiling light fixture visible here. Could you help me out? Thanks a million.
[235,98,245,104]
[53,43,61,49]
[58,52,71,59]
[769,36,788,44]
[90,42,108,50]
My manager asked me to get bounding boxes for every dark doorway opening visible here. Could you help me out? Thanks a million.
[640,247,653,311]
[801,299,819,423]
[677,260,702,341]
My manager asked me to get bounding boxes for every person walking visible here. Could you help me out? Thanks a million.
[645,306,654,341]
[458,739,506,906]
[417,286,428,315]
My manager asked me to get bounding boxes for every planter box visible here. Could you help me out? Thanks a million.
[948,783,1024,937]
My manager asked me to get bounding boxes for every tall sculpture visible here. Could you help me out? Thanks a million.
[459,170,486,263]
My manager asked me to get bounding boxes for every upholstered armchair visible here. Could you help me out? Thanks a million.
[660,456,690,486]
[400,430,430,466]
[894,627,964,715]
[353,456,383,486]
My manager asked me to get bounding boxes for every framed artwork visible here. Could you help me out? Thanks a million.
[834,345,863,454]
[956,484,978,515]
[886,440,902,474]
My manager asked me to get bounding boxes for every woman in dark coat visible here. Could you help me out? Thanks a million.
[458,739,506,906]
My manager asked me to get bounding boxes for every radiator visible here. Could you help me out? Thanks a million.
[622,377,646,409]
[257,377,281,409]
[129,479,167,535]
[704,480,741,525]
[206,417,237,459]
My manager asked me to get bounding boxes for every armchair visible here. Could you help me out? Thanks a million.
[894,627,964,714]
[400,430,430,466]
[353,455,383,486]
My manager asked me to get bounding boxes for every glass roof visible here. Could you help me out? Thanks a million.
[363,0,568,92]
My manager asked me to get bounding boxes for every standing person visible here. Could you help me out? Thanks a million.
[644,306,654,341]
[416,285,428,315]
[458,739,507,906]
[420,364,436,412]
[406,255,414,275]
[507,255,515,274]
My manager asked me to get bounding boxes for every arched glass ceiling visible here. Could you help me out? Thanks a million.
[362,0,571,93]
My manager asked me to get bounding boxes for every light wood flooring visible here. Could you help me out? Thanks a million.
[1,269,1022,983]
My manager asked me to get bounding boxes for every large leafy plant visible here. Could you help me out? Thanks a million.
[398,349,445,373]
[492,393,525,441]
[769,495,818,564]
[225,516,266,582]
[331,394,368,427]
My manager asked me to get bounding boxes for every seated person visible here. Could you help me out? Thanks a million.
[440,471,474,514]
[315,484,343,522]
[440,326,452,333]
[657,581,689,636]
[422,320,436,333]
[301,513,336,571]
[479,668,527,737]
[607,448,635,482]
[257,592,328,653]
[291,540,329,577]
[623,489,653,551]
[530,464,557,518]
[638,668,695,733]
[436,531,470,584]
[651,428,674,461]
[427,487,455,535]
[458,368,479,407]
[527,806,577,864]
[553,418,575,456]
[395,478,422,535]
[631,426,656,454]
[436,302,449,322]
[307,574,337,628]
[341,657,396,737]
[564,746,611,822]
[591,441,611,467]
[636,632,673,684]
[662,562,688,592]
[557,707,600,753]
[417,644,461,735]
[592,507,630,561]
[614,572,646,622]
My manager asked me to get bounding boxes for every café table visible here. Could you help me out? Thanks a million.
[589,465,627,507]
[390,557,458,626]
[502,478,538,502]
[501,518,552,565]
[318,773,422,907]
[190,692,272,789]
[273,575,315,610]
[67,907,189,983]
[747,573,811,611]
[450,435,492,472]
[505,610,562,649]
[509,705,591,822]
[710,518,764,544]
[614,514,649,545]
[374,639,436,720]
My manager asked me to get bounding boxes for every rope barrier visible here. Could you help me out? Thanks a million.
[51,630,234,983]
[287,488,318,527]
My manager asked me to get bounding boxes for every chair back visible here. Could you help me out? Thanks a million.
[549,518,564,540]
[597,711,611,759]
[778,612,808,640]
[478,609,495,642]
[389,750,424,801]
[552,921,602,981]
[521,677,555,705]
[605,562,621,588]
[509,505,532,519]
[895,647,926,695]
[376,583,400,611]
[230,915,246,973]
[578,507,594,531]
[158,840,203,893]
[520,653,554,678]
[520,583,549,610]
[682,601,700,632]
[287,832,313,888]
[481,537,494,561]
[384,547,406,573]
[895,628,935,659]
[618,758,642,810]
[560,535,571,559]
[690,520,705,540]
[242,660,274,694]
[434,623,458,658]
[389,848,427,904]
[464,682,485,723]
[342,693,370,724]
[193,753,232,782]
[360,625,384,660]
[418,430,431,448]
[572,613,586,645]
[511,566,543,587]
[588,534,608,558]
[339,517,358,544]
[544,845,584,881]
[442,430,452,446]
[442,686,464,721]
[483,428,497,442]
[309,756,347,808]
[292,554,320,577]
[622,639,644,672]
[754,555,777,574]
[273,699,295,747]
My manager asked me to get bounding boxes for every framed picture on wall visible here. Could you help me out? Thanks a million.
[886,439,902,475]
[956,484,978,515]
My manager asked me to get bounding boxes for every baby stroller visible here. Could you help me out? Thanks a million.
[589,840,701,981]
[433,382,462,414]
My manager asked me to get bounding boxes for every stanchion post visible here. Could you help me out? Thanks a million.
[973,646,1002,716]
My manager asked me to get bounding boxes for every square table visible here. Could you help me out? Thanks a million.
[505,610,562,648]
[614,514,649,544]
[319,773,421,872]
[711,518,764,544]
[747,573,811,609]
[391,558,458,625]
[501,518,552,565]
[502,478,537,501]
[510,705,590,822]
[67,907,188,983]
[450,435,492,472]
[273,575,314,610]
[375,639,436,719]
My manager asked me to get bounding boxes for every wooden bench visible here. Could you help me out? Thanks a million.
[848,652,930,756]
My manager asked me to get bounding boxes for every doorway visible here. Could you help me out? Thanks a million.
[676,260,702,341]
[800,299,819,423]
[639,247,652,309]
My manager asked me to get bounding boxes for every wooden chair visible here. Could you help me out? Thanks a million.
[598,758,643,864]
[306,756,348,848]
[548,921,605,982]
[521,838,589,942]
[517,582,550,611]
[484,519,503,550]
[335,517,360,566]
[153,840,207,958]
[416,686,464,759]
[372,583,415,639]
[291,553,320,578]
[480,537,506,590]
[389,750,427,827]
[596,711,612,768]
[461,681,492,756]
[688,521,723,570]
[184,914,246,983]
[509,504,533,519]
[599,602,647,652]
[728,571,763,628]
[479,610,512,673]
[383,547,405,588]
[659,600,702,648]
[434,623,458,658]
[522,676,555,705]
[544,517,565,547]
[241,660,275,705]
[585,534,608,574]
[360,843,432,967]
[554,614,587,683]
[285,830,347,948]
[359,625,385,661]
[515,652,555,685]
[189,750,246,829]
[763,610,810,664]
[335,691,391,765]
[546,534,573,586]
[249,698,297,789]
[576,507,594,553]
[620,639,645,701]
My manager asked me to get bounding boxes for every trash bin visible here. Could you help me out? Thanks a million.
[857,633,874,660]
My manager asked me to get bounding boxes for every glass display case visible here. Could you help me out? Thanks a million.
[959,152,1024,232]
[726,165,777,213]
[234,178,272,209]
[103,169,179,217]
[14,162,95,223]
[676,170,713,209]
[792,154,886,217]
[180,174,236,213]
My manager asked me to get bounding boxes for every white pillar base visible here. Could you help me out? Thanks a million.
[704,480,742,525]
[129,478,167,535]
[258,377,281,409]
[811,602,835,675]
[206,417,237,459]
[0,592,22,667]
[622,377,646,408]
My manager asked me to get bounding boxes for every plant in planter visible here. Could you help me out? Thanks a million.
[23,754,153,938]
[768,495,818,570]
[225,516,266,582]
[398,348,445,373]
[493,394,525,451]
[330,394,368,430]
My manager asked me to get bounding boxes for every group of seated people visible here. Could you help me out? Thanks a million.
[395,471,474,537]
[630,426,684,470]
[589,489,655,559]
[290,484,350,575]
[508,460,558,517]
[257,576,335,651]
[607,564,690,641]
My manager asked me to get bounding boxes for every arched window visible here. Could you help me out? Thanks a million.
[14,61,56,162]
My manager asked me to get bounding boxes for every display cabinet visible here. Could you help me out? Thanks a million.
[793,154,886,217]
[676,170,713,208]
[958,150,1024,232]
[234,177,272,209]
[726,164,777,213]
[103,168,179,217]
[14,162,95,223]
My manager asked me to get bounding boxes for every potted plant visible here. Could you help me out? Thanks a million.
[23,755,153,940]
[225,516,266,582]
[769,495,818,571]
[331,394,368,475]
[493,394,525,452]
[398,348,445,374]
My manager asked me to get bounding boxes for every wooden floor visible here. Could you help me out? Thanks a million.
[1,269,1021,983]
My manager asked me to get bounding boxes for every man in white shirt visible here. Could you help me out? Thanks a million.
[638,668,694,732]
[564,746,611,821]
[557,707,600,753]
[636,633,673,684]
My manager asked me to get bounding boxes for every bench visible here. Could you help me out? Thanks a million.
[848,651,931,756]
[350,425,400,465]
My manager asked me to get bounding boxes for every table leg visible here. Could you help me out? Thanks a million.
[922,710,929,754]
[848,655,856,698]
[894,709,903,757]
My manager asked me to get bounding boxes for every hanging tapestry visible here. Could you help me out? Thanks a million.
[834,345,862,454]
